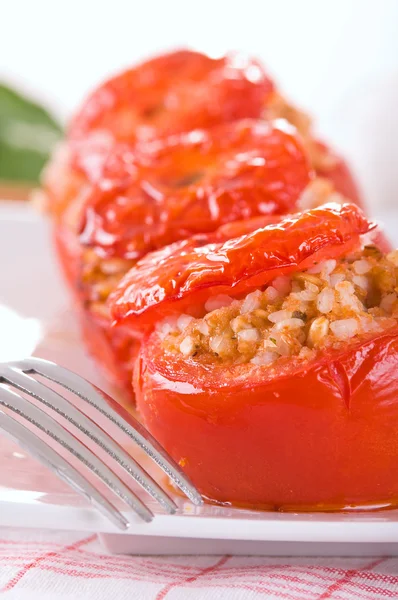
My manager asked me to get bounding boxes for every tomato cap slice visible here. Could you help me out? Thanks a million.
[109,202,376,335]
[69,50,274,143]
[78,119,312,260]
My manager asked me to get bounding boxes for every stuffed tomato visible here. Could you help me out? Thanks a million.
[110,203,398,510]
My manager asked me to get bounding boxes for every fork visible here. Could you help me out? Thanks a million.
[0,357,203,530]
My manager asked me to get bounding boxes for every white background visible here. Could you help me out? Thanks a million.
[1,0,397,211]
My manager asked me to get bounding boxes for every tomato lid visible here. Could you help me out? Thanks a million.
[109,203,376,336]
[69,50,275,144]
[76,119,312,260]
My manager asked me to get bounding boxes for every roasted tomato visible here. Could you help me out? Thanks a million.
[78,119,312,260]
[110,203,374,333]
[118,204,398,509]
[69,50,275,143]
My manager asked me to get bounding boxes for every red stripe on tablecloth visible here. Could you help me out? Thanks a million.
[51,553,203,579]
[32,556,185,581]
[58,555,199,577]
[0,548,201,578]
[0,535,95,593]
[155,555,230,600]
[316,557,388,599]
[74,550,208,572]
[19,564,135,580]
[198,566,336,585]
[71,548,205,577]
[0,556,199,582]
[29,564,200,586]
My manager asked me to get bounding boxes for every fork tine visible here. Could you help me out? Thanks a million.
[0,408,129,530]
[1,365,178,514]
[13,357,203,506]
[0,384,154,523]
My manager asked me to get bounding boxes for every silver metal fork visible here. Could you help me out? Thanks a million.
[0,357,202,530]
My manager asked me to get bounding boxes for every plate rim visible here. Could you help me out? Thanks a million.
[2,202,398,543]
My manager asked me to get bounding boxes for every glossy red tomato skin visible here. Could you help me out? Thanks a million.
[69,50,274,144]
[135,327,398,509]
[77,120,312,260]
[109,203,374,335]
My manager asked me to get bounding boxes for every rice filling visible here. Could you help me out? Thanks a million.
[159,247,398,366]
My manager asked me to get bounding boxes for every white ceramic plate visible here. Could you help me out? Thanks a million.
[2,201,398,556]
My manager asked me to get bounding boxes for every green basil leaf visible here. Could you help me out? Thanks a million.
[0,84,63,183]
